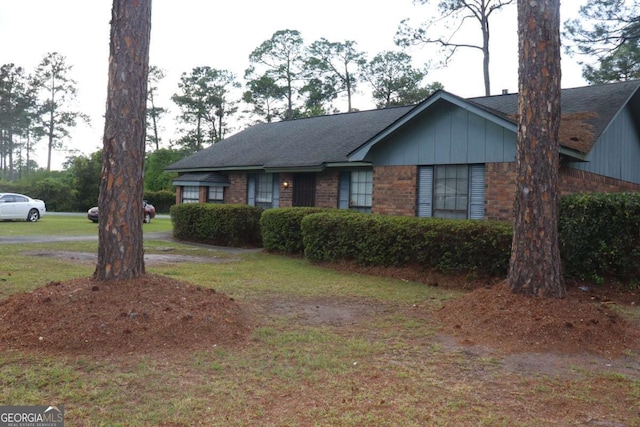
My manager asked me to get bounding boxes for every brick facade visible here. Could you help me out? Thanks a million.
[559,167,640,195]
[316,171,340,208]
[484,162,517,221]
[484,161,640,221]
[176,162,640,221]
[372,165,417,216]
[225,172,248,204]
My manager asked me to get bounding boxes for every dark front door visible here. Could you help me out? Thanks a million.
[292,173,316,207]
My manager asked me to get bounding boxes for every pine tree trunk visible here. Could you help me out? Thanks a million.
[94,0,152,281]
[508,0,565,298]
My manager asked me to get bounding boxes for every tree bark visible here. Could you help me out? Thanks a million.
[94,0,152,281]
[508,0,565,297]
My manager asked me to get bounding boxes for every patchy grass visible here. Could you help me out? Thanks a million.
[0,213,172,236]
[1,220,639,426]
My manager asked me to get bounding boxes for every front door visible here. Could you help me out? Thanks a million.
[292,173,316,207]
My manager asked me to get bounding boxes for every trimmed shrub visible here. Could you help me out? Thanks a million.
[559,192,640,282]
[302,211,512,276]
[170,203,262,247]
[260,207,331,254]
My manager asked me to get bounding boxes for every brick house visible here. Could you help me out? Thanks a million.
[165,80,640,221]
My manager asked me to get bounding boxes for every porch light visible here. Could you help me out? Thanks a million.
[283,181,291,188]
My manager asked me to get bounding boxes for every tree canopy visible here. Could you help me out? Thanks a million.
[564,0,640,83]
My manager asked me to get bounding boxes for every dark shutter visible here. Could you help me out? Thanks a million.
[417,166,433,217]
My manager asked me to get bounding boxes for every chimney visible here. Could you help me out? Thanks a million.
[501,89,509,95]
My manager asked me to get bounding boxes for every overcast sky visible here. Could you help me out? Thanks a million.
[0,0,587,170]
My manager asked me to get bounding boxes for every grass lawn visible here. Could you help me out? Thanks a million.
[0,218,639,426]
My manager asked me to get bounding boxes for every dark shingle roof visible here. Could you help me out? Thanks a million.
[165,106,413,172]
[469,79,640,152]
[166,80,640,171]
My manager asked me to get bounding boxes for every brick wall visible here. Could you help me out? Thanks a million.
[484,162,640,221]
[559,167,640,195]
[316,170,340,208]
[484,162,517,221]
[279,173,294,207]
[372,165,417,216]
[225,172,247,204]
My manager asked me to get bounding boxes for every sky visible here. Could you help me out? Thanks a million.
[0,0,588,171]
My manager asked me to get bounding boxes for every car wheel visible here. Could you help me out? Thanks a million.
[144,213,151,223]
[27,209,40,222]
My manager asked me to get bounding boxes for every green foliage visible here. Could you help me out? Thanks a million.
[170,203,262,247]
[143,190,175,214]
[171,66,240,151]
[559,192,640,282]
[144,148,185,192]
[260,207,331,253]
[301,211,512,276]
[361,51,441,108]
[67,150,101,210]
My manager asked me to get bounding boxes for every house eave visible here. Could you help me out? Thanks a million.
[559,146,588,162]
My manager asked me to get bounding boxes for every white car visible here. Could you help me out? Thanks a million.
[0,192,46,222]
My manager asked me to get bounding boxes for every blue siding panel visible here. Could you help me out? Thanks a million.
[365,102,516,167]
[467,114,486,162]
[450,107,468,163]
[434,107,453,163]
[569,106,640,184]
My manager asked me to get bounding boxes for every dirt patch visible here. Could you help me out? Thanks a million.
[22,250,239,266]
[320,262,640,359]
[0,274,249,357]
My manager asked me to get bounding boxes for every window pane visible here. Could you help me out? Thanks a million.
[256,173,273,203]
[181,186,199,203]
[433,165,469,219]
[208,186,224,203]
[349,170,372,210]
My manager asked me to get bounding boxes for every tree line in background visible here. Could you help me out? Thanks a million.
[0,0,638,202]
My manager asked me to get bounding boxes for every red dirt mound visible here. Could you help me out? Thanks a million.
[435,280,640,358]
[0,274,249,357]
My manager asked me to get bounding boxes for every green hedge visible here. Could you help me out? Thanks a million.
[260,207,331,253]
[301,211,512,276]
[559,192,640,282]
[170,203,262,247]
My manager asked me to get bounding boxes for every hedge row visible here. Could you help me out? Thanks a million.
[301,211,512,276]
[172,192,640,281]
[559,192,640,282]
[170,203,262,247]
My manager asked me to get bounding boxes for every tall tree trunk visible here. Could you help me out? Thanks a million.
[94,0,152,281]
[481,16,491,96]
[508,0,565,298]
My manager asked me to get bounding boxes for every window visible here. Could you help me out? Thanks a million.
[255,173,273,207]
[338,170,373,213]
[181,186,200,204]
[248,173,279,209]
[207,186,224,203]
[418,164,485,220]
[434,165,469,219]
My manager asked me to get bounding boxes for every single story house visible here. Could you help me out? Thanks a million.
[165,80,640,221]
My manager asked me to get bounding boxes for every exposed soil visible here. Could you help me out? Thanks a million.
[0,254,639,364]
